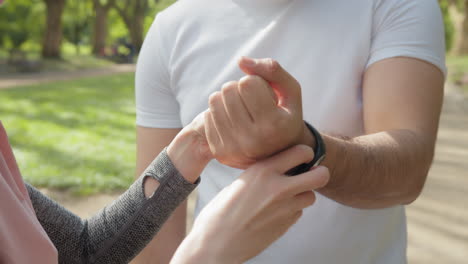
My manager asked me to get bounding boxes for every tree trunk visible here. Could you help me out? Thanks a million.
[92,0,112,56]
[113,0,148,53]
[42,0,66,58]
[126,15,144,52]
[459,7,468,54]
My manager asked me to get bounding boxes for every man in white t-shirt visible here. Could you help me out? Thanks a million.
[133,0,446,263]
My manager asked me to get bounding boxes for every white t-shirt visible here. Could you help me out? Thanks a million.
[135,0,446,263]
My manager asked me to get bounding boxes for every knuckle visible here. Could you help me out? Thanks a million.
[238,76,256,94]
[208,92,221,107]
[239,75,256,86]
[267,58,281,74]
[238,75,267,94]
[237,80,250,97]
[221,81,238,96]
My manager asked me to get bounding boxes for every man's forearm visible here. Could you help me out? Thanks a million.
[214,56,442,209]
[318,129,434,209]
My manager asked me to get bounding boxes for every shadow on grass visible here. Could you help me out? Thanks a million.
[1,74,135,129]
[0,73,138,194]
[8,136,133,193]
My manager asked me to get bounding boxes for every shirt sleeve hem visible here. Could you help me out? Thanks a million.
[136,113,183,129]
[366,48,447,78]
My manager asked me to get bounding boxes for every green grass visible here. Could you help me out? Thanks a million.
[0,73,136,195]
[0,54,114,76]
[40,55,114,73]
[39,43,114,72]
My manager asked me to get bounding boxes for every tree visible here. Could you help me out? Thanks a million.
[0,0,42,60]
[0,2,30,52]
[42,0,66,58]
[112,0,150,52]
[63,0,92,55]
[440,0,456,52]
[92,0,115,55]
[458,2,468,54]
[442,0,468,54]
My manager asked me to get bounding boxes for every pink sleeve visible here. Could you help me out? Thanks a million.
[0,123,58,264]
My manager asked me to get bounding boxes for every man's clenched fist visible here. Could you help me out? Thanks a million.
[205,57,315,169]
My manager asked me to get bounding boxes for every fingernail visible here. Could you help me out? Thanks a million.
[241,56,256,67]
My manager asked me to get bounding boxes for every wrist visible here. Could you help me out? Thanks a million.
[167,129,212,183]
[175,231,240,264]
[300,121,316,149]
[287,121,326,176]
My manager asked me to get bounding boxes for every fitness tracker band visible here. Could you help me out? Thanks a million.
[286,121,326,176]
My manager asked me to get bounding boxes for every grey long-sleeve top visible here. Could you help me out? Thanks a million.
[26,149,198,264]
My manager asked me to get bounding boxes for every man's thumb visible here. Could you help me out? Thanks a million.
[238,56,301,107]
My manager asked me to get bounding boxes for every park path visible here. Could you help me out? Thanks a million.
[6,68,465,263]
[406,85,468,264]
[0,64,136,89]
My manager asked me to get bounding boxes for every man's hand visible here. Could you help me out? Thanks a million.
[170,145,330,264]
[206,57,314,169]
[206,56,443,209]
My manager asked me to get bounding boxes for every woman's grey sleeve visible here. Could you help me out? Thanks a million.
[26,148,198,264]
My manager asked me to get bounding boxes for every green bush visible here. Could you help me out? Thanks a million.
[0,0,44,52]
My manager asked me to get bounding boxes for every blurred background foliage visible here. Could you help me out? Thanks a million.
[0,0,176,68]
[1,0,468,66]
[0,0,467,68]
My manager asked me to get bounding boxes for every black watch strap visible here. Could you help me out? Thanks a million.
[286,121,326,176]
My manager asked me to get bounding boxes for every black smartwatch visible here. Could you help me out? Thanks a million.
[286,121,326,176]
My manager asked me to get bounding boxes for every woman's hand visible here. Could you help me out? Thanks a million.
[170,145,330,264]
[166,112,212,183]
